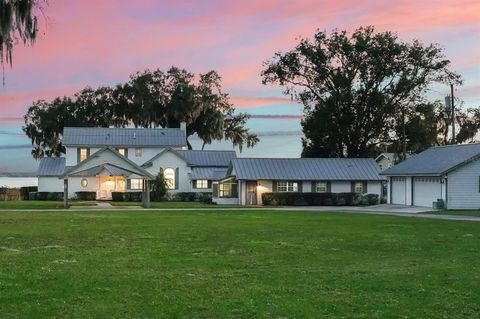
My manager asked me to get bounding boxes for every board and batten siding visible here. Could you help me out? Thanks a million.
[447,159,480,209]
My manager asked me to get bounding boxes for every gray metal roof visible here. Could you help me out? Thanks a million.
[176,150,236,166]
[69,164,139,177]
[230,158,384,181]
[37,157,67,177]
[191,167,228,180]
[382,143,480,176]
[62,127,186,147]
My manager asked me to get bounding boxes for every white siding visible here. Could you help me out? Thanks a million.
[331,181,351,193]
[127,147,166,165]
[38,177,63,192]
[68,177,100,198]
[144,151,192,193]
[366,181,382,197]
[447,159,480,209]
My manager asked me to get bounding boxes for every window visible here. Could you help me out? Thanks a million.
[164,168,176,189]
[195,180,209,189]
[354,182,364,193]
[315,181,327,193]
[130,178,143,190]
[277,181,298,192]
[116,148,127,157]
[79,148,88,162]
[80,178,88,188]
[219,182,237,198]
[135,148,142,157]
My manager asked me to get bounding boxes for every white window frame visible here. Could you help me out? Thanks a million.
[316,181,327,193]
[195,180,209,189]
[277,181,298,192]
[130,178,143,190]
[164,168,176,190]
[354,182,364,193]
[135,148,142,157]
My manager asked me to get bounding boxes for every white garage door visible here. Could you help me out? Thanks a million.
[391,177,407,205]
[413,177,442,208]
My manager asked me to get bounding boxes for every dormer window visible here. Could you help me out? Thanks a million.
[135,148,142,157]
[116,148,128,157]
[77,148,90,163]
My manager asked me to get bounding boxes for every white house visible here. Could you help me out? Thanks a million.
[212,158,385,205]
[37,125,236,203]
[382,143,480,209]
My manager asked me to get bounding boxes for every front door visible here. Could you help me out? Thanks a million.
[246,181,257,205]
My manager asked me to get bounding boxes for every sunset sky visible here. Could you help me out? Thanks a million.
[0,0,479,173]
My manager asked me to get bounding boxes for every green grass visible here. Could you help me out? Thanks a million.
[110,201,242,208]
[426,210,480,217]
[0,201,97,209]
[0,210,479,318]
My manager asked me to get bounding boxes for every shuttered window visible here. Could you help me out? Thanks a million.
[277,181,298,192]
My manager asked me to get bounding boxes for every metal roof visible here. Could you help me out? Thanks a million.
[176,150,236,166]
[37,157,67,177]
[62,127,187,147]
[191,167,228,180]
[382,143,480,176]
[143,149,236,167]
[229,158,384,181]
[68,163,139,177]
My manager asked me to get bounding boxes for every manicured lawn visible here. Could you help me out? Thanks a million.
[0,210,479,318]
[0,200,97,209]
[110,201,242,208]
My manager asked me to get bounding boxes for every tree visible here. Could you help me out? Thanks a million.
[23,67,259,158]
[262,26,460,158]
[150,172,167,201]
[0,0,44,83]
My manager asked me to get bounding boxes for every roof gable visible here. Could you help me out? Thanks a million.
[382,143,480,176]
[230,158,383,181]
[62,127,186,147]
[143,149,236,167]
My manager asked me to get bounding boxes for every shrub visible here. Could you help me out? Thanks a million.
[21,186,37,200]
[151,173,167,201]
[111,192,124,202]
[261,192,377,206]
[197,192,212,204]
[75,191,96,201]
[126,192,142,202]
[173,192,198,202]
[35,192,63,201]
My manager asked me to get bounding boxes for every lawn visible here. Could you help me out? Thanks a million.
[0,200,96,209]
[426,210,480,217]
[110,201,242,208]
[0,210,479,318]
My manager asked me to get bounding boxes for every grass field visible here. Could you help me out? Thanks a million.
[0,201,96,209]
[0,210,479,318]
[426,210,480,217]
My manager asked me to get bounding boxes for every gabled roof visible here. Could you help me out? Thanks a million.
[68,163,140,177]
[63,147,154,179]
[190,167,228,181]
[143,148,236,167]
[37,157,68,177]
[62,127,186,147]
[228,158,384,181]
[382,143,480,176]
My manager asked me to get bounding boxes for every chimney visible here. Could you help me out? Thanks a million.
[180,121,186,132]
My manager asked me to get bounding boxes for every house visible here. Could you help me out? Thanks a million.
[382,143,480,209]
[37,124,236,204]
[212,158,385,205]
[375,153,411,171]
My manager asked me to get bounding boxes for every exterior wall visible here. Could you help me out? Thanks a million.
[377,157,393,171]
[38,177,63,192]
[65,147,101,166]
[68,177,100,198]
[256,180,273,205]
[214,197,239,205]
[447,159,480,209]
[366,181,382,197]
[331,181,351,193]
[127,147,165,165]
[144,151,192,193]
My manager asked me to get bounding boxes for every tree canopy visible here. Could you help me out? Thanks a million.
[262,26,461,158]
[23,67,258,159]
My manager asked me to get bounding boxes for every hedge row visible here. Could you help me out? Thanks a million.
[172,192,212,203]
[112,192,143,202]
[261,192,380,206]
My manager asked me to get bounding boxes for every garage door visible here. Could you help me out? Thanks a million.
[413,177,442,208]
[391,177,406,205]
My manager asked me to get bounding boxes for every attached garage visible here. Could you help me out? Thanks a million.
[391,177,407,205]
[412,177,442,208]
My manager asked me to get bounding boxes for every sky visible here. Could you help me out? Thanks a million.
[0,0,479,173]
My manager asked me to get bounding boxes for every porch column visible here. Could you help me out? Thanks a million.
[63,178,68,209]
[142,179,150,208]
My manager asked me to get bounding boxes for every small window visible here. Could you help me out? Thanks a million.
[164,168,176,190]
[195,180,209,189]
[130,179,143,190]
[116,148,126,156]
[219,182,237,198]
[81,178,88,188]
[277,181,298,192]
[135,148,142,157]
[354,182,364,193]
[316,182,327,193]
[79,148,88,162]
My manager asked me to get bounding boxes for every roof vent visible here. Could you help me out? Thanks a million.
[133,132,136,139]
[106,133,110,140]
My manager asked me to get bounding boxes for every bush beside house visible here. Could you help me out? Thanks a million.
[261,192,380,206]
